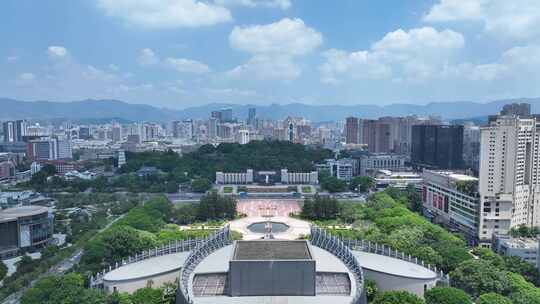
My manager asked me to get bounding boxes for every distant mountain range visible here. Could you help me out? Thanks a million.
[1,97,539,122]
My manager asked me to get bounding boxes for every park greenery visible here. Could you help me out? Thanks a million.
[0,262,7,282]
[23,140,332,194]
[20,273,176,304]
[424,287,472,304]
[509,224,540,238]
[121,140,332,181]
[372,291,424,304]
[301,187,540,302]
[301,195,340,220]
[350,176,375,192]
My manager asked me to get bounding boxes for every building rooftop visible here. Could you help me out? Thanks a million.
[500,237,538,249]
[233,240,312,260]
[103,252,189,282]
[0,205,49,220]
[428,170,478,182]
[354,251,437,280]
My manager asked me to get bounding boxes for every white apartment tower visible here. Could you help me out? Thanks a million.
[478,115,540,244]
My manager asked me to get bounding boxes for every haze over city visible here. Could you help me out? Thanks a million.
[2,0,540,108]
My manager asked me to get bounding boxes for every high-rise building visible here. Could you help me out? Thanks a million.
[411,125,464,169]
[79,126,91,140]
[362,120,391,153]
[220,108,233,123]
[463,123,480,173]
[27,137,72,161]
[501,103,531,116]
[211,111,222,122]
[112,124,122,142]
[2,120,27,143]
[237,129,250,145]
[345,117,359,144]
[172,120,194,139]
[477,115,540,244]
[247,108,257,126]
[208,118,218,139]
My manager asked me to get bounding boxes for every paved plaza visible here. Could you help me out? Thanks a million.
[236,199,301,217]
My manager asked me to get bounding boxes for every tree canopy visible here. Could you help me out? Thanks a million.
[424,287,472,304]
[372,291,424,304]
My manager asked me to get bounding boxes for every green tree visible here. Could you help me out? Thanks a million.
[321,175,348,193]
[21,273,106,304]
[424,287,472,304]
[191,178,212,193]
[350,176,374,192]
[476,293,512,304]
[197,191,237,221]
[510,289,540,304]
[130,287,164,304]
[0,261,7,281]
[365,279,379,302]
[372,291,424,304]
[450,260,509,298]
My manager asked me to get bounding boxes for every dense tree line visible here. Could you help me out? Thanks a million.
[21,273,175,304]
[197,191,237,221]
[301,195,340,220]
[316,188,540,303]
[121,140,333,181]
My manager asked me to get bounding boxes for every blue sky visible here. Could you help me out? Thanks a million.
[1,0,540,109]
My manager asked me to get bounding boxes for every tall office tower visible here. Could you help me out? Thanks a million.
[208,118,218,139]
[501,103,531,116]
[362,120,391,153]
[2,120,27,142]
[220,108,233,122]
[143,123,160,141]
[56,137,73,159]
[478,115,540,244]
[247,108,257,126]
[179,119,194,139]
[237,129,250,144]
[345,117,359,144]
[463,123,481,173]
[211,111,222,122]
[411,125,464,169]
[112,124,122,142]
[78,126,91,140]
[27,137,58,161]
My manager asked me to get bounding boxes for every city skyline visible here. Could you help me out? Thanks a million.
[2,0,540,109]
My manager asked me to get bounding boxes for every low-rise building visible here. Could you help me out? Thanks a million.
[358,153,408,176]
[493,234,538,266]
[0,206,53,259]
[422,170,480,245]
[374,170,422,190]
[316,158,358,181]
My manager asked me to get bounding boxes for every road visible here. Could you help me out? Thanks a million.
[1,214,125,304]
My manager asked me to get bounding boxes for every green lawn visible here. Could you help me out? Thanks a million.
[302,186,312,193]
[223,186,233,193]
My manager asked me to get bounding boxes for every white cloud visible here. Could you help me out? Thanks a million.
[108,64,120,71]
[97,0,232,29]
[230,18,322,55]
[227,55,300,80]
[47,46,68,58]
[17,73,36,82]
[215,0,291,10]
[137,48,159,66]
[424,0,540,40]
[228,18,322,80]
[6,56,19,63]
[320,27,465,84]
[165,57,211,74]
